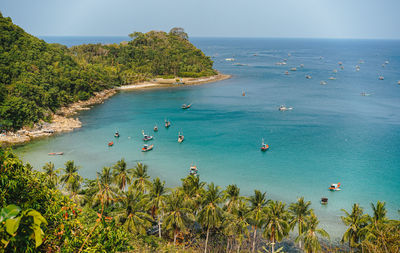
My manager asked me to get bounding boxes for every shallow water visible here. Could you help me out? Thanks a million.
[17,37,400,239]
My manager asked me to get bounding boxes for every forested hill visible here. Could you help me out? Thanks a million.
[0,13,216,130]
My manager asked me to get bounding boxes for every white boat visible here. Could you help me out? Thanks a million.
[290,67,297,71]
[305,75,312,79]
[190,165,198,175]
[320,81,327,85]
[279,105,293,111]
[300,64,304,68]
[329,77,336,80]
[142,130,153,141]
[178,132,184,143]
[379,76,384,80]
[333,69,338,73]
[225,58,235,61]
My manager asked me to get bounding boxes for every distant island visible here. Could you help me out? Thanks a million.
[0,13,229,145]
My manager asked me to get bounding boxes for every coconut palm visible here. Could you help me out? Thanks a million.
[117,190,152,234]
[289,197,312,249]
[263,201,290,253]
[180,174,205,212]
[163,190,194,245]
[247,190,268,253]
[130,162,151,193]
[112,158,132,191]
[198,183,224,253]
[296,211,329,253]
[227,200,250,253]
[42,162,59,187]
[223,184,242,213]
[93,167,117,207]
[60,160,80,189]
[370,201,388,225]
[341,203,369,249]
[149,177,168,238]
[361,201,389,244]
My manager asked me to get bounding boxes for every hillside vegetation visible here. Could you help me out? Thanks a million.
[0,13,216,130]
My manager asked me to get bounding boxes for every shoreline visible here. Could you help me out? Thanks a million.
[0,74,231,146]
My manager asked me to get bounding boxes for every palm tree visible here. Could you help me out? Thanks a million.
[247,190,268,253]
[263,201,290,253]
[361,201,389,244]
[130,162,151,193]
[289,197,312,249]
[198,183,224,253]
[117,190,152,234]
[112,159,132,191]
[341,203,369,249]
[163,190,194,245]
[93,167,117,207]
[60,160,81,193]
[149,177,168,238]
[225,200,250,253]
[223,184,242,213]
[296,211,329,253]
[42,162,59,187]
[180,174,205,212]
[370,201,388,225]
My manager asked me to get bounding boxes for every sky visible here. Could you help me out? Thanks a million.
[1,0,400,39]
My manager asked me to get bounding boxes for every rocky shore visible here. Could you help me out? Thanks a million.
[0,74,230,146]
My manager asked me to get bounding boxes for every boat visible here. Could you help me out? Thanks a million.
[340,66,344,70]
[305,75,312,79]
[108,141,114,147]
[379,76,384,80]
[300,64,304,68]
[114,131,120,138]
[165,120,171,128]
[189,165,198,175]
[142,144,154,152]
[284,71,289,75]
[142,131,153,141]
[154,125,158,132]
[333,69,338,73]
[242,91,246,96]
[182,104,191,109]
[361,92,371,96]
[320,81,327,85]
[329,183,341,191]
[338,61,343,65]
[48,152,64,155]
[385,60,389,64]
[288,53,291,57]
[178,132,184,143]
[329,77,336,80]
[261,138,269,151]
[225,58,235,61]
[279,105,293,111]
[321,197,328,205]
[398,81,400,85]
[290,67,297,71]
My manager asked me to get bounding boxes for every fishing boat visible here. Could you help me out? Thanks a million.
[379,76,384,80]
[165,120,171,128]
[290,67,297,71]
[142,144,154,152]
[178,132,184,143]
[321,197,328,205]
[338,61,343,65]
[279,105,293,111]
[300,64,304,68]
[225,58,235,61]
[154,125,158,132]
[48,152,64,155]
[361,92,371,96]
[181,104,191,109]
[261,138,269,151]
[305,75,312,79]
[189,165,198,175]
[320,81,327,85]
[329,77,336,80]
[333,69,338,73]
[114,131,120,138]
[398,81,400,85]
[142,131,153,141]
[284,71,289,75]
[329,183,341,191]
[108,141,114,147]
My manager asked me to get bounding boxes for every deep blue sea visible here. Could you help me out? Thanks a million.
[17,37,400,239]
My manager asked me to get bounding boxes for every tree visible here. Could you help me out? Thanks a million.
[130,162,151,193]
[149,177,168,238]
[263,201,290,253]
[296,211,329,253]
[247,190,268,253]
[93,167,117,207]
[223,184,242,213]
[163,190,194,245]
[42,162,59,188]
[198,183,224,253]
[112,159,132,192]
[289,197,312,249]
[223,200,250,253]
[341,203,369,249]
[60,160,81,193]
[180,174,205,213]
[169,27,189,40]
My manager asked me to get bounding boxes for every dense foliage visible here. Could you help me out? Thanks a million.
[1,148,399,252]
[0,13,216,130]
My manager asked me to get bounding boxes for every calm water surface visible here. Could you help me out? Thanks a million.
[18,37,400,239]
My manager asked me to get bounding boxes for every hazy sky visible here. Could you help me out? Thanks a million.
[1,0,400,39]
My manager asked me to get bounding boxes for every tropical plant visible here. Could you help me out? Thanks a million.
[112,158,132,192]
[42,162,59,187]
[341,203,369,249]
[60,160,81,192]
[289,197,312,249]
[198,182,224,253]
[225,200,250,252]
[149,177,168,238]
[263,201,290,253]
[247,190,268,253]
[180,174,205,213]
[295,211,329,253]
[93,167,117,207]
[223,184,242,213]
[130,162,151,193]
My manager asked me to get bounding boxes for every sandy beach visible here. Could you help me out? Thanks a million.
[0,74,231,145]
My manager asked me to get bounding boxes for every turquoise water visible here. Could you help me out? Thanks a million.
[16,38,400,239]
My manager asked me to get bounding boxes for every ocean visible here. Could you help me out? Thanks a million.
[16,36,400,240]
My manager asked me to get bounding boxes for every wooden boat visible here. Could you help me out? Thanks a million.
[114,131,120,138]
[379,76,384,80]
[165,120,171,128]
[320,81,327,85]
[189,165,198,175]
[290,67,297,71]
[142,144,153,152]
[305,75,312,79]
[178,132,184,143]
[329,77,336,80]
[142,131,153,141]
[48,152,64,155]
[329,183,341,191]
[284,71,289,75]
[154,125,158,132]
[242,91,246,96]
[261,138,269,151]
[181,104,191,109]
[108,141,114,147]
[321,197,328,205]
